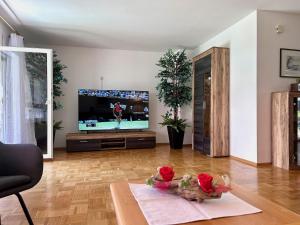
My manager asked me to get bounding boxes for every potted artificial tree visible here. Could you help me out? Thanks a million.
[156,49,192,149]
[53,52,67,142]
[26,52,67,144]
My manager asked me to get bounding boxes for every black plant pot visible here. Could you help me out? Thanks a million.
[167,126,185,149]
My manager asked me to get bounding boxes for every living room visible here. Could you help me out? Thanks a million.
[1,1,300,225]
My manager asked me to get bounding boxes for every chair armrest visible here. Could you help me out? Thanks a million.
[0,143,43,183]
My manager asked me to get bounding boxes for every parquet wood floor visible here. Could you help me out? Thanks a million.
[0,145,300,225]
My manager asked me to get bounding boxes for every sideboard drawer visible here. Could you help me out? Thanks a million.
[67,139,100,152]
[126,137,156,149]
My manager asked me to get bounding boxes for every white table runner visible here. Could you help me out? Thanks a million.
[129,183,262,225]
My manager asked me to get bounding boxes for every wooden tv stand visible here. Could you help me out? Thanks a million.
[66,131,156,152]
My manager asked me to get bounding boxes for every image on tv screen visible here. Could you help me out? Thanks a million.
[78,89,149,131]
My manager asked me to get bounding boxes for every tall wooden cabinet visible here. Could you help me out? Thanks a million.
[192,47,229,157]
[272,91,300,170]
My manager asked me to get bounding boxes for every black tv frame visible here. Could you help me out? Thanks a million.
[78,89,150,133]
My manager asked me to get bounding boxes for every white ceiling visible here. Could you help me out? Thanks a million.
[3,0,300,51]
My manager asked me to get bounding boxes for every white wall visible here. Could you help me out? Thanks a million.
[193,11,258,163]
[37,46,193,148]
[257,11,300,163]
[28,10,300,160]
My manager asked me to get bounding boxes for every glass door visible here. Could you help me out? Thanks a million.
[193,54,211,155]
[294,96,300,167]
[203,72,211,154]
[0,46,53,159]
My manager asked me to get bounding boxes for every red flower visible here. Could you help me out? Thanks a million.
[159,166,175,182]
[197,173,214,193]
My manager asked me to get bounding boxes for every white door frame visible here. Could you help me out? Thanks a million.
[0,46,53,159]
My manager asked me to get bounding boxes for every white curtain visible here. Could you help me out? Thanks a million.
[2,33,36,144]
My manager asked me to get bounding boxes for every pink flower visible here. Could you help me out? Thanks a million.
[154,181,171,190]
[215,184,231,194]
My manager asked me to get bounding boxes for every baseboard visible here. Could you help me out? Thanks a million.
[183,144,192,147]
[54,147,65,151]
[256,162,272,167]
[155,143,192,148]
[230,156,272,167]
[44,158,53,161]
[155,143,168,146]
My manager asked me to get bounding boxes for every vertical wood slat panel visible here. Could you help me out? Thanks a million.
[272,91,300,170]
[211,48,230,157]
[272,92,290,170]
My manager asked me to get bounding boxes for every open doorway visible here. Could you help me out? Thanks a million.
[0,46,53,159]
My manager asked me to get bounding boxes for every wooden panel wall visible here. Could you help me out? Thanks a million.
[272,92,300,170]
[271,92,290,170]
[210,48,230,157]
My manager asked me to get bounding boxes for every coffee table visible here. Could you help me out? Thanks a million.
[110,181,300,225]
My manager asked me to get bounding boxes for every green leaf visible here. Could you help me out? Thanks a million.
[53,120,63,130]
[146,178,154,186]
[180,179,190,188]
[159,112,189,132]
[26,51,67,131]
[156,49,192,122]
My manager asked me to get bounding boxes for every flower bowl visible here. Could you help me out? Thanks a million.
[146,166,231,202]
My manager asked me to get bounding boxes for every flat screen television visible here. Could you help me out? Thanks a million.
[78,89,149,131]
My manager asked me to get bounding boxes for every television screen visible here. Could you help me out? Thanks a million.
[78,89,149,131]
